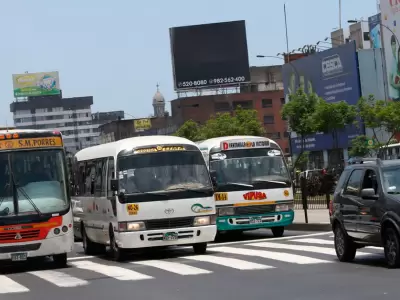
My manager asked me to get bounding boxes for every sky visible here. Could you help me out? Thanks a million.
[0,0,379,125]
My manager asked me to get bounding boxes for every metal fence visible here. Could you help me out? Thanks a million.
[293,185,330,210]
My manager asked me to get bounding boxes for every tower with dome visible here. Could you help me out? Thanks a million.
[153,84,165,117]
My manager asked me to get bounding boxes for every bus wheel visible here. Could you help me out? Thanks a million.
[110,230,126,262]
[271,226,284,237]
[82,224,105,255]
[53,253,67,268]
[193,242,207,254]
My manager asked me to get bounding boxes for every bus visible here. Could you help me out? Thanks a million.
[0,129,72,266]
[197,136,294,237]
[72,135,217,261]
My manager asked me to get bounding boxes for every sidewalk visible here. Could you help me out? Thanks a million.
[287,209,332,231]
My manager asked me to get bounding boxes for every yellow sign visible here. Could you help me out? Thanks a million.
[134,118,152,131]
[126,203,139,215]
[214,192,228,201]
[135,146,186,154]
[284,190,289,197]
[0,137,63,150]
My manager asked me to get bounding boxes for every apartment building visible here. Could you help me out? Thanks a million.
[10,94,97,154]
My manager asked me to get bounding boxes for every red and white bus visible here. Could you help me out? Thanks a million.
[0,130,73,266]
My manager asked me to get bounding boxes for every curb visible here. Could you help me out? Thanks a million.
[287,222,332,231]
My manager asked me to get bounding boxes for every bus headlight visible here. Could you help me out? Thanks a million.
[218,207,235,216]
[118,221,146,231]
[194,216,211,226]
[275,204,294,212]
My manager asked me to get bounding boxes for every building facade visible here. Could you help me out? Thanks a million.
[10,94,97,154]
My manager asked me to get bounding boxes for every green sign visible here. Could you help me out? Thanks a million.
[12,72,61,98]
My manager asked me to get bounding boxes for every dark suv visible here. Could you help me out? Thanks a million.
[330,158,400,268]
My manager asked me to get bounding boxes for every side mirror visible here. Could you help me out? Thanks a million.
[361,188,378,200]
[110,179,119,192]
[209,170,217,187]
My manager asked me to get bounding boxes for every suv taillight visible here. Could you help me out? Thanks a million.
[329,200,333,216]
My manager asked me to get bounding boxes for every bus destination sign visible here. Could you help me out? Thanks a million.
[221,139,270,151]
[134,145,186,154]
[0,137,63,150]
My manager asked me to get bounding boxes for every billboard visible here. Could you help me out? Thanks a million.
[368,13,382,49]
[282,42,361,154]
[12,71,60,98]
[169,20,250,90]
[381,1,400,100]
[134,118,152,132]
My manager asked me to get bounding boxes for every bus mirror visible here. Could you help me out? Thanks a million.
[110,179,119,191]
[209,170,217,186]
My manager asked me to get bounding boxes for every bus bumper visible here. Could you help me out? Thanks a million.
[0,230,74,261]
[116,225,217,249]
[216,210,294,231]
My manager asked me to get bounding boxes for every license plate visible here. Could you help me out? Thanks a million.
[249,217,262,224]
[11,252,27,262]
[163,232,178,241]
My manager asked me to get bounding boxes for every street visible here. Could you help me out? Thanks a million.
[0,230,398,300]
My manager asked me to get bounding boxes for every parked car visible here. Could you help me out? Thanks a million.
[330,158,400,268]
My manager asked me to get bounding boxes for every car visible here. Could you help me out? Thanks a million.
[330,158,400,268]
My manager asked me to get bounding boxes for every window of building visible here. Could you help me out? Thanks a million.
[285,148,290,154]
[233,100,253,109]
[35,108,47,113]
[262,99,273,108]
[280,98,285,105]
[263,115,274,124]
[284,131,290,138]
[267,132,281,139]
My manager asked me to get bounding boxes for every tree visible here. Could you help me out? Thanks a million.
[312,100,357,165]
[357,96,400,148]
[174,120,204,141]
[348,135,373,158]
[281,89,319,168]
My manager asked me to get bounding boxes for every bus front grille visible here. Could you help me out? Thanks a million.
[0,230,41,242]
[146,217,194,230]
[234,205,275,216]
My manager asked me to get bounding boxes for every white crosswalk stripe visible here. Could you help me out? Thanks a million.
[0,275,30,294]
[133,260,212,275]
[2,233,386,295]
[28,270,89,287]
[71,260,153,281]
[211,246,332,264]
[183,254,273,270]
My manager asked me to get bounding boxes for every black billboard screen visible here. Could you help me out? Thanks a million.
[169,20,250,90]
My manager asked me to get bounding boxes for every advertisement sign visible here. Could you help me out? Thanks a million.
[381,0,400,100]
[12,71,60,97]
[282,42,361,154]
[133,118,152,131]
[169,20,250,90]
[368,13,382,48]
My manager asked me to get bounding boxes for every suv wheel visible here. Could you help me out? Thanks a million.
[384,227,400,268]
[334,225,356,262]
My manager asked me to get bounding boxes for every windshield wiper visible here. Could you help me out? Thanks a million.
[251,180,290,185]
[219,182,254,188]
[165,187,212,194]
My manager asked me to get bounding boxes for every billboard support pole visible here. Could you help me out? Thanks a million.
[284,3,289,56]
[339,0,342,29]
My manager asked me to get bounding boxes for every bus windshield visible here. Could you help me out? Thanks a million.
[210,148,291,188]
[0,149,69,217]
[118,151,212,194]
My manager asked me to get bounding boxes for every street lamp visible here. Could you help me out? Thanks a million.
[256,54,299,77]
[348,19,400,46]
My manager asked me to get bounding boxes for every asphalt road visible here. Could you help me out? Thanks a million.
[1,229,398,300]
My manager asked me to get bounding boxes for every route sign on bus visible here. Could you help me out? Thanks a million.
[221,139,270,150]
[0,137,63,150]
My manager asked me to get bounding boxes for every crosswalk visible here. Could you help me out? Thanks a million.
[1,233,385,295]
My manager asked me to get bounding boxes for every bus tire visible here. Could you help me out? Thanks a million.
[81,224,105,255]
[193,242,207,254]
[53,253,67,267]
[109,228,126,262]
[271,226,284,237]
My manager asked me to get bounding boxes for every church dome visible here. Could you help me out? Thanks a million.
[152,91,165,104]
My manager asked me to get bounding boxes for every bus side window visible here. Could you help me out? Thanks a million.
[78,162,86,196]
[94,159,106,197]
[107,157,115,197]
[85,160,96,196]
[101,158,107,197]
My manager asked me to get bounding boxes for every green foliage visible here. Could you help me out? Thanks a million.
[357,96,400,146]
[281,89,319,139]
[348,135,372,158]
[174,106,265,141]
[312,100,357,148]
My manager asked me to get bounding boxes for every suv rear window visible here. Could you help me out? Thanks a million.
[334,170,350,195]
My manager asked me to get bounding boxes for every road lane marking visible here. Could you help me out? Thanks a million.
[29,270,88,287]
[133,260,212,275]
[68,256,94,261]
[0,275,29,294]
[288,238,334,245]
[71,260,153,281]
[211,246,331,264]
[183,255,273,270]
